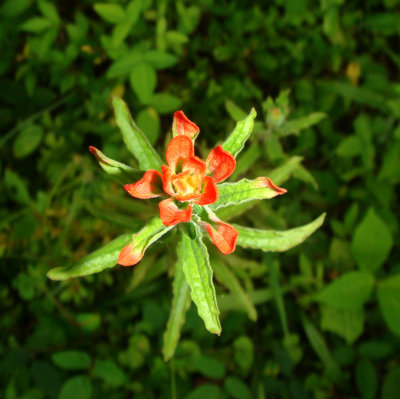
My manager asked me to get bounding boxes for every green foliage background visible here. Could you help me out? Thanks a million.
[1,0,399,398]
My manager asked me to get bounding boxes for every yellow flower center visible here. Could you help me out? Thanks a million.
[172,172,201,197]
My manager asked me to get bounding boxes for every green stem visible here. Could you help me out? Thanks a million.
[265,253,289,337]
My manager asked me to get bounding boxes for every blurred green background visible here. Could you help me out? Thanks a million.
[1,0,399,398]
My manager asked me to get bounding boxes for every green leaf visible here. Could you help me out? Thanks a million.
[225,99,247,121]
[4,169,30,205]
[47,233,132,280]
[92,360,127,387]
[107,52,142,78]
[143,50,178,69]
[150,93,182,114]
[268,156,304,186]
[194,355,226,379]
[20,17,53,33]
[126,0,142,21]
[51,351,91,371]
[112,97,163,170]
[351,208,393,274]
[89,146,140,184]
[377,274,400,336]
[235,213,326,252]
[321,306,364,344]
[179,229,221,335]
[38,0,60,24]
[355,359,377,399]
[224,377,252,399]
[76,313,101,332]
[222,108,257,158]
[233,336,254,374]
[112,21,134,46]
[336,136,362,158]
[1,0,31,17]
[209,178,286,211]
[279,112,326,136]
[315,272,374,310]
[215,200,258,222]
[358,340,392,359]
[129,62,157,104]
[162,255,191,361]
[302,317,342,382]
[213,258,257,321]
[136,107,160,145]
[59,376,92,399]
[120,217,174,265]
[93,3,126,24]
[382,367,400,399]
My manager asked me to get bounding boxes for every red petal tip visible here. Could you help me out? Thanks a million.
[124,170,164,199]
[256,177,287,195]
[118,243,143,266]
[173,111,200,139]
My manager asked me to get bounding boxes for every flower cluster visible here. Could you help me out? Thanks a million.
[117,111,286,266]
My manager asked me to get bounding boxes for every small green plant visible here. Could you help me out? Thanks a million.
[47,97,325,360]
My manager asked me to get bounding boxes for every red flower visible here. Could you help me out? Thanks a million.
[120,111,237,264]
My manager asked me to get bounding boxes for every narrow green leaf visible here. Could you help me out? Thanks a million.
[89,146,141,184]
[377,274,400,336]
[136,107,160,145]
[235,213,326,252]
[20,17,53,32]
[355,359,377,399]
[266,254,289,336]
[38,0,60,24]
[302,317,343,382]
[215,200,258,222]
[93,3,126,24]
[210,177,285,211]
[213,258,257,321]
[382,367,400,399]
[112,97,163,170]
[314,271,374,310]
[268,156,304,185]
[279,112,326,136]
[222,108,257,158]
[225,99,247,121]
[179,229,221,335]
[121,217,174,265]
[230,141,262,179]
[351,208,393,274]
[163,255,191,361]
[129,62,157,104]
[47,233,133,280]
